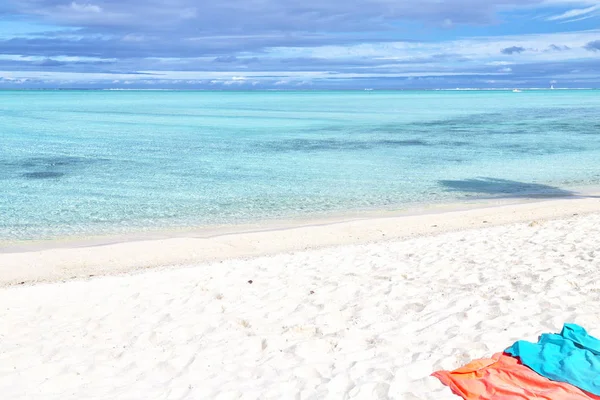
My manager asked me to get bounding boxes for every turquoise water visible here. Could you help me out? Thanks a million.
[2,90,600,241]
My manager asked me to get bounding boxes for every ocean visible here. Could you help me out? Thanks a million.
[2,89,600,241]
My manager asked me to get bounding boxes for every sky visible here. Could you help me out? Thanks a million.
[0,0,599,89]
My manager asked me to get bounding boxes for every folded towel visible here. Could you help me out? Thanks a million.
[433,352,600,400]
[505,323,600,395]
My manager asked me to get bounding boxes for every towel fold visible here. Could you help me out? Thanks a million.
[505,323,600,395]
[433,352,600,400]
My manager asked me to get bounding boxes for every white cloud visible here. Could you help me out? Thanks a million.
[287,29,600,63]
[0,70,508,86]
[542,0,600,5]
[180,8,197,19]
[546,5,600,22]
[487,61,516,66]
[69,2,102,13]
[442,18,453,28]
[121,34,146,42]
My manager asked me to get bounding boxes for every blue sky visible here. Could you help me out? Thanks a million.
[0,0,599,89]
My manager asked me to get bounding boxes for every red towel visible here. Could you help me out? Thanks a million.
[432,352,600,400]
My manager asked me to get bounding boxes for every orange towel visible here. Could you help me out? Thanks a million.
[432,353,600,400]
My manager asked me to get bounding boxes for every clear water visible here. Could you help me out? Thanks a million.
[2,90,600,241]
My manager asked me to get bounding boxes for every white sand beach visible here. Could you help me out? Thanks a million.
[2,196,600,399]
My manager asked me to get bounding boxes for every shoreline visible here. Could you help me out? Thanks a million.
[1,192,600,287]
[4,183,600,251]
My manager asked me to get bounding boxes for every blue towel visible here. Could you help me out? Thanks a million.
[505,323,600,395]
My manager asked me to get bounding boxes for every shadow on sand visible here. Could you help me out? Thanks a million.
[438,177,583,199]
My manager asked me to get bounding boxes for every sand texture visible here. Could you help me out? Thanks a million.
[2,205,600,399]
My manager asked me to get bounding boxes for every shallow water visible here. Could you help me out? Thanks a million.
[2,90,600,240]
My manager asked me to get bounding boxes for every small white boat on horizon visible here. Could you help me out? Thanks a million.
[512,89,522,93]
